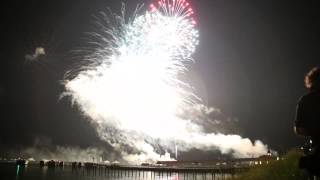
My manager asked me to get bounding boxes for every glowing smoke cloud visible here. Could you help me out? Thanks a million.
[63,0,268,163]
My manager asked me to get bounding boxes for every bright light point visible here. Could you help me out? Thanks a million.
[25,47,46,61]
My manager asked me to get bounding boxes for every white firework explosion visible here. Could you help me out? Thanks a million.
[63,0,268,163]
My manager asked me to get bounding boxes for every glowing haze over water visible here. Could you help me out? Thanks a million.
[63,0,268,163]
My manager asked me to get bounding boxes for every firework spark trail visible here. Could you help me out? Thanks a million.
[63,0,268,163]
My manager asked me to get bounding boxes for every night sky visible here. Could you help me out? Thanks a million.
[1,0,319,157]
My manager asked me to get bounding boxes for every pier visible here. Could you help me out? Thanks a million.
[70,163,249,179]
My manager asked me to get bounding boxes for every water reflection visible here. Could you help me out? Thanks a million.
[16,165,21,179]
[4,163,235,180]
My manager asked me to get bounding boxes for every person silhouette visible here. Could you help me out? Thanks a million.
[295,67,320,178]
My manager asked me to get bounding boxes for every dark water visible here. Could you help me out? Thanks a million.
[0,162,231,180]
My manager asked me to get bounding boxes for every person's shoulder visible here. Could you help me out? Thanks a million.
[298,91,319,104]
[298,93,310,101]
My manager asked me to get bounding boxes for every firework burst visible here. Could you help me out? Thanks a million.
[150,0,197,25]
[63,1,268,163]
[65,0,199,137]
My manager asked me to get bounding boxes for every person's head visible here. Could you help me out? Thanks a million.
[304,67,320,91]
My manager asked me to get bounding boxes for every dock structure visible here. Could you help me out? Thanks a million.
[70,156,276,179]
[71,163,249,180]
[10,155,276,179]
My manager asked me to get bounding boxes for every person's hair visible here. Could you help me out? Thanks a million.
[304,67,320,90]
